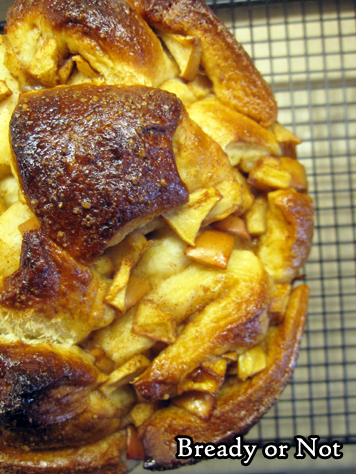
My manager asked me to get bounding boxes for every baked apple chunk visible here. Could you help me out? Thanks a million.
[0,0,313,472]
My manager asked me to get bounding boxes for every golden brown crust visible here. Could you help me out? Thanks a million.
[0,431,129,474]
[187,96,281,154]
[0,229,116,343]
[0,0,313,471]
[138,285,309,470]
[173,110,236,192]
[258,190,314,283]
[0,341,106,446]
[6,0,176,88]
[10,85,189,264]
[128,0,277,126]
[0,389,124,451]
[0,229,92,311]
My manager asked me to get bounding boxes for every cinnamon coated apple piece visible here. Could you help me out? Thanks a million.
[128,402,159,428]
[173,111,246,220]
[133,250,270,401]
[133,300,178,344]
[212,215,251,240]
[100,354,151,396]
[137,285,309,470]
[244,195,268,236]
[271,122,302,159]
[238,345,267,381]
[178,357,228,396]
[124,276,151,313]
[126,425,145,460]
[172,391,215,421]
[280,156,308,192]
[160,33,202,81]
[269,283,292,325]
[132,229,191,287]
[248,155,292,192]
[105,258,132,311]
[184,229,235,269]
[162,187,222,246]
[160,77,198,106]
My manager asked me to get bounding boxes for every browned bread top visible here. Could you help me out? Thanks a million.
[128,0,277,126]
[10,85,189,264]
[6,0,177,87]
[0,0,314,471]
[0,341,100,429]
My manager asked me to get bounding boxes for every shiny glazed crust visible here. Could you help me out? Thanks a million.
[0,0,314,472]
[6,0,177,88]
[128,0,277,127]
[10,85,188,264]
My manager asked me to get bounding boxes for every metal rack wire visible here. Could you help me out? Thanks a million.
[206,0,356,448]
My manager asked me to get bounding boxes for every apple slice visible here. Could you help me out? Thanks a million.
[105,257,132,311]
[89,347,115,375]
[280,156,308,192]
[160,33,202,81]
[268,283,292,325]
[125,276,151,312]
[18,216,41,235]
[160,77,197,106]
[258,189,314,283]
[212,215,250,240]
[100,354,151,396]
[271,122,301,159]
[58,57,74,84]
[172,391,215,421]
[238,345,267,381]
[0,80,12,102]
[184,229,235,269]
[178,357,227,396]
[133,300,178,344]
[126,425,145,460]
[163,187,221,245]
[25,38,58,86]
[72,55,99,79]
[128,402,158,428]
[248,155,292,192]
[244,195,268,236]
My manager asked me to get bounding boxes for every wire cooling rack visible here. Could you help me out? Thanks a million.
[205,0,356,449]
[1,0,355,470]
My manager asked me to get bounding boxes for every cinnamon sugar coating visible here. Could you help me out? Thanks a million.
[10,85,188,264]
